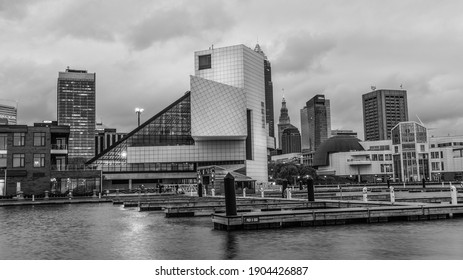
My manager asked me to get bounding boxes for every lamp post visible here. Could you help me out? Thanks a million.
[135,107,144,126]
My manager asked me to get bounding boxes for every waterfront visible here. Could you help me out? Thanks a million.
[1,203,463,260]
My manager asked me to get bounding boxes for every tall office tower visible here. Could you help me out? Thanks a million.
[362,89,408,141]
[306,94,331,152]
[300,106,309,151]
[281,125,301,154]
[0,102,17,125]
[277,97,293,149]
[57,68,96,164]
[254,44,275,139]
[194,44,268,182]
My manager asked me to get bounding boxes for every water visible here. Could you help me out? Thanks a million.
[1,203,462,260]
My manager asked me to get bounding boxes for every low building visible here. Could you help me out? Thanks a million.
[0,122,101,196]
[429,135,463,181]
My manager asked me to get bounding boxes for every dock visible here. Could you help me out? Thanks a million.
[211,202,463,230]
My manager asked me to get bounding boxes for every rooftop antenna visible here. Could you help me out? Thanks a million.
[400,84,403,89]
[282,88,285,99]
[416,114,425,126]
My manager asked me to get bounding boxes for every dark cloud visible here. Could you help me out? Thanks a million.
[0,0,36,20]
[273,32,336,75]
[126,1,235,50]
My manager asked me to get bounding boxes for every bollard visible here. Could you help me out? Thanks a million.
[32,195,35,202]
[450,185,457,205]
[197,182,203,197]
[261,189,265,198]
[44,191,49,200]
[224,173,237,216]
[286,188,292,200]
[442,182,444,188]
[282,181,288,198]
[363,187,368,202]
[211,188,215,197]
[93,189,97,198]
[403,181,406,188]
[243,188,246,198]
[422,178,426,189]
[307,178,314,202]
[99,192,101,199]
[390,186,395,204]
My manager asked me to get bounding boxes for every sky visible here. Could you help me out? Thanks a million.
[1,0,463,140]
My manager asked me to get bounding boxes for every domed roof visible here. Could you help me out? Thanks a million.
[313,135,364,167]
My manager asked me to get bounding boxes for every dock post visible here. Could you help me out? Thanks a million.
[363,187,368,202]
[286,188,292,199]
[307,178,314,202]
[387,179,390,189]
[282,180,288,198]
[32,195,35,202]
[422,178,426,189]
[198,182,203,197]
[44,190,49,200]
[261,189,265,198]
[442,182,444,188]
[450,185,457,205]
[224,173,237,216]
[243,188,246,198]
[390,186,395,204]
[211,189,215,197]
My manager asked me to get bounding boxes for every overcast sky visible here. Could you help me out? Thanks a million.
[1,0,463,140]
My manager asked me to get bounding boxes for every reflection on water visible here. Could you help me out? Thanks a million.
[1,204,463,259]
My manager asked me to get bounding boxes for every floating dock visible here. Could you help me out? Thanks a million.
[211,202,463,231]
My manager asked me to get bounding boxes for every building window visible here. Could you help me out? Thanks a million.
[0,154,6,168]
[34,132,46,146]
[0,134,6,149]
[33,154,45,168]
[198,54,212,70]
[13,154,25,167]
[13,133,25,146]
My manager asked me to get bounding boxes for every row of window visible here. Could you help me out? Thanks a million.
[0,133,47,147]
[0,153,46,168]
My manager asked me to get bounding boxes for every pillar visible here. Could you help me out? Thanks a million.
[363,187,368,202]
[197,182,203,197]
[450,185,458,205]
[224,173,237,216]
[307,178,314,202]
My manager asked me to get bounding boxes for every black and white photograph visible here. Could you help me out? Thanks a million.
[0,0,462,278]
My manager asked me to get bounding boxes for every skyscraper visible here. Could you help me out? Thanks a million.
[277,97,293,149]
[305,94,331,152]
[300,106,309,151]
[254,44,275,139]
[0,102,17,125]
[281,125,301,154]
[362,89,408,141]
[194,44,268,182]
[57,68,96,164]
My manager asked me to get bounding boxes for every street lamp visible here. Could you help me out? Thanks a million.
[135,107,144,126]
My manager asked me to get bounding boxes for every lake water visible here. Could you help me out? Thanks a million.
[1,203,462,260]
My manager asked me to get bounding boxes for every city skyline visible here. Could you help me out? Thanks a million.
[2,1,463,140]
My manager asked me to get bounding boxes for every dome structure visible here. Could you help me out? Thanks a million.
[313,135,364,167]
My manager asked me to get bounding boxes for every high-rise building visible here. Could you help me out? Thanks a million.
[300,106,309,151]
[194,44,268,182]
[362,89,408,141]
[57,68,96,164]
[254,44,275,139]
[0,102,17,125]
[305,94,331,152]
[277,97,293,149]
[331,129,358,138]
[281,125,301,154]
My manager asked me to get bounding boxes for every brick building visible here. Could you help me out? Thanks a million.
[0,122,100,196]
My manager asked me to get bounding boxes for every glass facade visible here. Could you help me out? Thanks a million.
[391,122,429,182]
[57,69,96,163]
[88,92,196,173]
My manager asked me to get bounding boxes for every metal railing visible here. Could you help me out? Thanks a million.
[51,144,67,150]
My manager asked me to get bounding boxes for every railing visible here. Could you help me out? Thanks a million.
[50,165,100,171]
[51,144,67,150]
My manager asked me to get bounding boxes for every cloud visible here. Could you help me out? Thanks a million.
[273,32,336,75]
[125,1,235,50]
[0,0,36,20]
